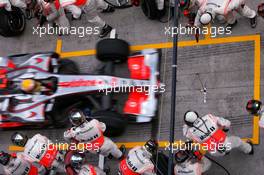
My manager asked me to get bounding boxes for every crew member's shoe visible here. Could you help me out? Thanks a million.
[118,145,126,160]
[99,24,112,38]
[72,14,82,21]
[250,15,257,28]
[102,5,115,13]
[247,140,254,155]
[226,20,238,30]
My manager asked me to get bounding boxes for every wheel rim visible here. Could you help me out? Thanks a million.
[8,11,24,32]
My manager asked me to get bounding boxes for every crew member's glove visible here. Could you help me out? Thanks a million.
[223,128,229,133]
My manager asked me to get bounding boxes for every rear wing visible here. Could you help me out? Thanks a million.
[124,49,161,122]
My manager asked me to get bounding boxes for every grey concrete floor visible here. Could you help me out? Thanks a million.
[0,0,264,174]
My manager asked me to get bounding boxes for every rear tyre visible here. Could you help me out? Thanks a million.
[91,110,127,137]
[96,39,130,63]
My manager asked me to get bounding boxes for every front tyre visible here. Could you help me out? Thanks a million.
[96,39,130,63]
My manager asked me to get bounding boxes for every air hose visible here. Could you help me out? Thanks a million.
[204,155,231,175]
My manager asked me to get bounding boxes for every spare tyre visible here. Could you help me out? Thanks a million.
[141,0,165,20]
[96,39,130,63]
[0,6,26,37]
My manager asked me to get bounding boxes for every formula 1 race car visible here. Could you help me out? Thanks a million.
[0,38,162,136]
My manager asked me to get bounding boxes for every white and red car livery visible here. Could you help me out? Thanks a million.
[0,48,162,128]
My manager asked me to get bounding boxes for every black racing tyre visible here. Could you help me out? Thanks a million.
[0,7,26,37]
[0,8,12,36]
[141,0,165,20]
[96,39,130,63]
[91,110,127,137]
[58,59,80,74]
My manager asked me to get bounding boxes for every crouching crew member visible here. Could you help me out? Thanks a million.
[0,151,46,175]
[11,132,65,174]
[183,111,254,156]
[118,139,158,175]
[64,109,126,159]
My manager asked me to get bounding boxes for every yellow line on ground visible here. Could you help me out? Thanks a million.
[252,35,261,144]
[56,39,62,54]
[57,35,259,58]
[9,142,169,151]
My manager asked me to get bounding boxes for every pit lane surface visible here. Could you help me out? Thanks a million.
[1,0,264,174]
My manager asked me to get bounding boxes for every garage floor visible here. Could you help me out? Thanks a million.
[0,0,264,174]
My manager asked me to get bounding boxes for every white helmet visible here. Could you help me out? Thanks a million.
[200,13,212,25]
[184,111,199,126]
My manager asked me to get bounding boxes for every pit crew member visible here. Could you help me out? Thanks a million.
[246,99,264,128]
[0,151,46,175]
[194,0,257,29]
[118,139,158,175]
[38,0,70,34]
[11,132,65,173]
[68,152,108,175]
[0,0,12,11]
[64,109,125,159]
[183,111,254,156]
[59,0,115,38]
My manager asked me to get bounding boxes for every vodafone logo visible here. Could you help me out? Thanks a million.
[129,102,137,107]
[132,64,140,70]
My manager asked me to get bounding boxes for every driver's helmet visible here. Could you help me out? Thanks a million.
[70,153,85,170]
[11,132,28,147]
[69,109,87,126]
[20,79,38,93]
